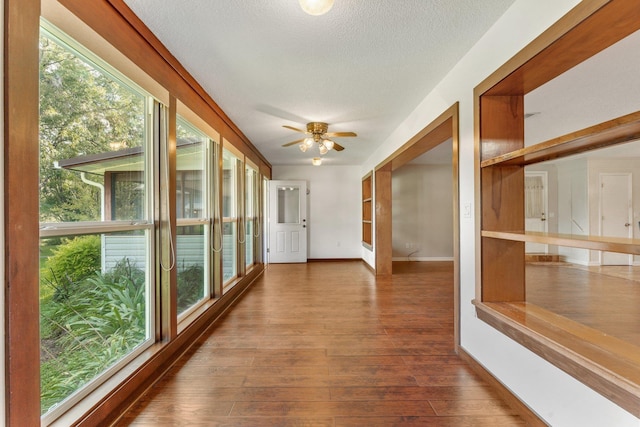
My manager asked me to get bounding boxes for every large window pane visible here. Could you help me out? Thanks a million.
[176,116,209,315]
[222,148,237,283]
[40,232,149,413]
[39,25,153,417]
[39,31,146,224]
[245,166,256,268]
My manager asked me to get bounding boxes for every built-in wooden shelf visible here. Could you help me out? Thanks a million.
[482,230,640,255]
[481,111,640,168]
[474,300,640,417]
[362,172,373,248]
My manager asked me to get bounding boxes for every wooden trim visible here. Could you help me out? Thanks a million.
[481,110,640,167]
[477,0,640,97]
[450,103,460,352]
[374,162,392,276]
[482,230,640,255]
[307,258,362,263]
[4,0,42,424]
[474,301,640,418]
[375,104,457,171]
[459,348,547,427]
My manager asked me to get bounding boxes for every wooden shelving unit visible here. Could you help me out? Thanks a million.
[362,172,373,249]
[474,0,640,416]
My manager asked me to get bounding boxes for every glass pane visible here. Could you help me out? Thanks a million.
[245,219,254,268]
[40,232,149,414]
[176,117,207,219]
[223,221,237,282]
[177,225,207,315]
[245,167,255,267]
[222,148,237,282]
[39,31,146,223]
[176,117,209,313]
[277,186,300,224]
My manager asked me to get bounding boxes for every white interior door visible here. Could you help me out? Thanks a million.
[525,171,548,253]
[600,173,632,265]
[268,180,307,263]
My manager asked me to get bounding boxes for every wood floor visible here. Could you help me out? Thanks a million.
[116,261,525,426]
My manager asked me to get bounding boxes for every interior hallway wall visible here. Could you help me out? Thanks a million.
[273,165,361,259]
[392,164,453,260]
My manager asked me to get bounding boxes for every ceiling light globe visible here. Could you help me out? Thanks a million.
[312,157,322,166]
[323,139,334,150]
[299,0,334,16]
[299,143,308,152]
[304,137,314,147]
[318,144,328,155]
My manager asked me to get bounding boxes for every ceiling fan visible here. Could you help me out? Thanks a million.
[282,122,357,154]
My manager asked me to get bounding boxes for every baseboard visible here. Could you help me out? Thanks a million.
[458,348,548,427]
[307,258,361,262]
[391,256,454,262]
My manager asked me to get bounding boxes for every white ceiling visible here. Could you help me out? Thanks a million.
[123,0,517,166]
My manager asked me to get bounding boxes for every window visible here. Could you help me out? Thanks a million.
[222,147,238,285]
[175,116,211,316]
[39,23,154,418]
[245,165,257,269]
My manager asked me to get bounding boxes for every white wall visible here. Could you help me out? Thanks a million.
[359,0,639,425]
[392,164,453,260]
[272,165,362,259]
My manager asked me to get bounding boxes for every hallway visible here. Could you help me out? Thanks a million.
[118,261,524,426]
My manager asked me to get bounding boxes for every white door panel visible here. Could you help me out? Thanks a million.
[525,171,548,253]
[269,180,307,263]
[600,173,632,266]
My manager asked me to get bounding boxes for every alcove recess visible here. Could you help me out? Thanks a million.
[362,171,373,249]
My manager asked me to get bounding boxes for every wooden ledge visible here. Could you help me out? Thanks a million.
[473,300,640,417]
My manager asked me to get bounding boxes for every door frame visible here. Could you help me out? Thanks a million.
[268,180,308,263]
[374,103,460,350]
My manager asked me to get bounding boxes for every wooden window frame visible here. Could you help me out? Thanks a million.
[474,0,640,416]
[5,0,271,425]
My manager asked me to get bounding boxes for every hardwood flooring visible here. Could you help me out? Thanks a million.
[116,261,525,426]
[527,263,640,346]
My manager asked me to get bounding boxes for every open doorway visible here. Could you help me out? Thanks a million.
[374,103,460,349]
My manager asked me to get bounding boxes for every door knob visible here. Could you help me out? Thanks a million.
[625,223,631,227]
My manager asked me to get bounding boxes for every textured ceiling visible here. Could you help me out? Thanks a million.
[123,0,517,166]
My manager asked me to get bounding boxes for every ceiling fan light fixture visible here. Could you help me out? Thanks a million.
[304,137,314,148]
[299,143,308,153]
[318,144,329,155]
[323,139,334,151]
[312,157,322,166]
[299,0,334,16]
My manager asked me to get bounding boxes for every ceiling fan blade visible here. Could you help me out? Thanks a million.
[324,131,357,138]
[332,142,345,151]
[282,125,307,133]
[281,138,305,147]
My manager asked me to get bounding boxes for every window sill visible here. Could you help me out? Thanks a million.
[473,300,640,417]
